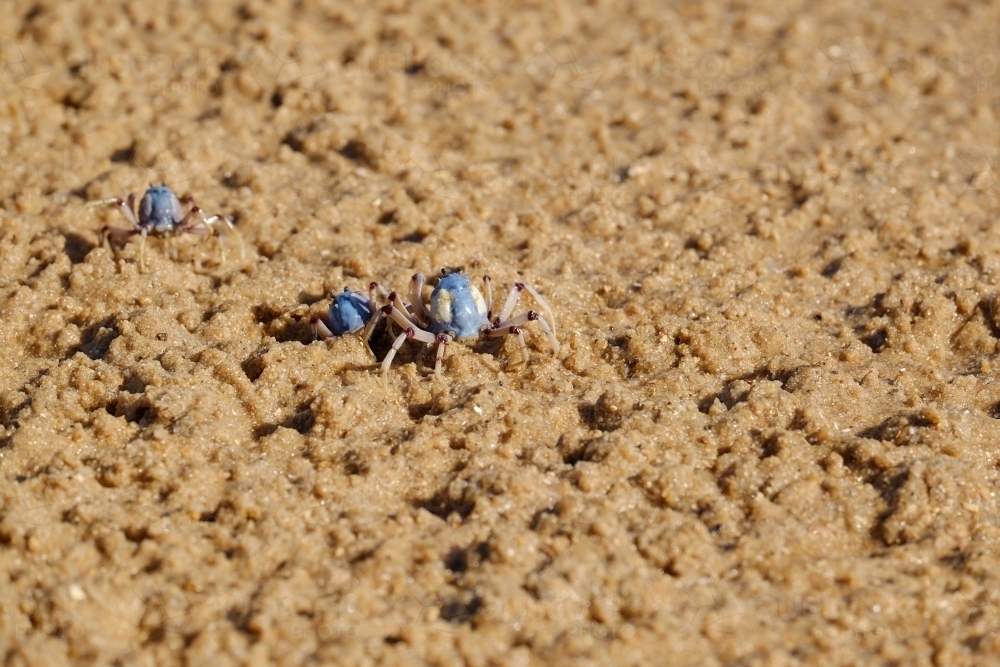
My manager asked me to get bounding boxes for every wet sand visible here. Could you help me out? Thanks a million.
[3,0,1000,664]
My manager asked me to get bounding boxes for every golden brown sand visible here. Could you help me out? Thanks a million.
[3,0,1000,664]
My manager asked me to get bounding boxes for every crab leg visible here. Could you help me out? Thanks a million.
[433,332,454,375]
[410,273,427,321]
[485,325,529,363]
[488,311,559,354]
[483,275,494,320]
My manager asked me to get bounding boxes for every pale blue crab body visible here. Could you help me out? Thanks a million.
[428,272,489,338]
[137,185,186,233]
[328,289,372,335]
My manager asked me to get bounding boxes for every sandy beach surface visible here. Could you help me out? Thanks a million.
[3,0,1000,665]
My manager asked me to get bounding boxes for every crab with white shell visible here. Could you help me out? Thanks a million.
[368,267,559,381]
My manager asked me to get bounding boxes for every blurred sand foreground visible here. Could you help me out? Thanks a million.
[3,0,1000,665]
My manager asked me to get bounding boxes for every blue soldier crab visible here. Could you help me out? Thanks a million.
[311,285,389,339]
[87,184,243,270]
[371,267,559,380]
